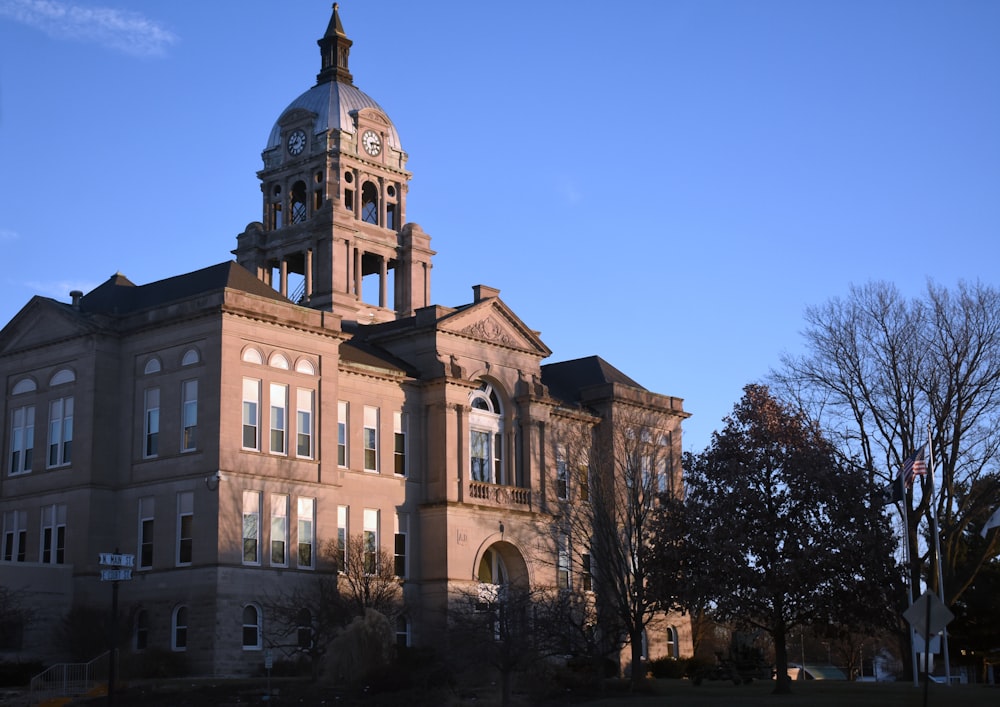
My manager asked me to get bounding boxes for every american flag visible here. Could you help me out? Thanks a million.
[900,447,927,488]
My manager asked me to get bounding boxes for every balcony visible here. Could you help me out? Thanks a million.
[467,481,531,508]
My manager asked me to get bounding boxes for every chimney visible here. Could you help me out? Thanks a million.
[472,284,500,303]
[70,290,83,310]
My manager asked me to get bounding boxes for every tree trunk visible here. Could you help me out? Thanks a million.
[630,629,645,691]
[773,623,792,694]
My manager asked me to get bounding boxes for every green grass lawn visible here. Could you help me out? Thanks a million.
[55,676,998,707]
[569,679,997,707]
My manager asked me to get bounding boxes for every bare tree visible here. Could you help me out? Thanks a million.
[264,534,403,679]
[773,281,1000,609]
[557,403,683,690]
[333,534,404,620]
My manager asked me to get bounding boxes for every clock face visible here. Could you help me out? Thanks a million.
[287,129,306,156]
[362,130,382,156]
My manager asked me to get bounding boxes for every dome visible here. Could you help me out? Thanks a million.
[264,80,402,153]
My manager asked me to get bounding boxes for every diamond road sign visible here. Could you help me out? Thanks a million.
[903,590,954,640]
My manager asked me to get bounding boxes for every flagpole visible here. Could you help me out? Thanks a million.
[927,426,951,685]
[900,484,919,687]
[899,473,920,688]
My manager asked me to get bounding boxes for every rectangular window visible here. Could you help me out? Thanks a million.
[582,552,593,591]
[40,504,66,564]
[9,405,34,474]
[363,508,379,575]
[337,505,349,573]
[181,380,198,451]
[557,536,570,589]
[393,411,407,476]
[177,492,193,565]
[578,453,591,503]
[2,510,27,562]
[470,430,491,483]
[296,389,314,458]
[337,401,348,467]
[144,388,160,458]
[556,446,568,500]
[242,379,260,450]
[297,497,314,569]
[271,494,288,566]
[270,383,287,454]
[658,433,672,494]
[394,513,408,578]
[641,455,653,491]
[363,406,379,472]
[138,496,154,569]
[243,490,261,564]
[47,396,73,467]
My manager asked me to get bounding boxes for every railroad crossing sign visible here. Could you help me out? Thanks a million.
[903,590,954,640]
[99,552,135,582]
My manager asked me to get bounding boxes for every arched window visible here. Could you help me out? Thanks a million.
[181,348,200,366]
[49,368,75,386]
[242,348,263,365]
[242,604,262,650]
[294,359,315,375]
[271,185,283,229]
[269,353,289,370]
[469,382,504,484]
[172,605,188,651]
[666,626,680,658]
[11,378,36,395]
[143,358,161,375]
[291,181,308,223]
[361,181,378,224]
[477,547,509,586]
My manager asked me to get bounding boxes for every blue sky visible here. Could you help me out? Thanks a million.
[1,1,998,453]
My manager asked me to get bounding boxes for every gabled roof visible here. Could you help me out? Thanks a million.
[80,261,289,315]
[541,355,646,405]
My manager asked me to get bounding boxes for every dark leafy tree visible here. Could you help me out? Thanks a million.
[677,384,901,694]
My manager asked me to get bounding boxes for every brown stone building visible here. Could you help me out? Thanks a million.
[0,5,690,678]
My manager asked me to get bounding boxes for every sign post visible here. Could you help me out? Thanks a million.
[99,552,134,707]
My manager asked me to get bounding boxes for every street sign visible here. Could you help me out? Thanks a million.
[99,552,135,568]
[903,591,954,640]
[100,568,133,582]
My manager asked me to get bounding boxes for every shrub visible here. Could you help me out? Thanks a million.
[0,660,44,686]
[648,656,688,679]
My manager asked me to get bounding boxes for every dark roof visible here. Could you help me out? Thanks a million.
[80,262,289,315]
[541,355,646,405]
[339,337,416,377]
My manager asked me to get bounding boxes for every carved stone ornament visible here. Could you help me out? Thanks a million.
[460,316,516,346]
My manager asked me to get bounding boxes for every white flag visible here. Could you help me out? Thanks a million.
[981,506,1000,538]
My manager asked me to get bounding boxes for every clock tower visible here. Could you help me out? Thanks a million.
[235,3,434,323]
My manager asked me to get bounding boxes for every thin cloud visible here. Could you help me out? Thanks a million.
[0,228,19,241]
[25,279,99,300]
[0,0,177,57]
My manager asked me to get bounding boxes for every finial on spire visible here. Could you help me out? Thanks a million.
[317,3,353,85]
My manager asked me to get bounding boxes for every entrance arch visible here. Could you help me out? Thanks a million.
[475,540,530,590]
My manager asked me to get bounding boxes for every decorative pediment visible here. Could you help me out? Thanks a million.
[440,300,550,356]
[0,298,96,356]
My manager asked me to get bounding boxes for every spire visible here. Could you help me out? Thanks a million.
[317,3,353,85]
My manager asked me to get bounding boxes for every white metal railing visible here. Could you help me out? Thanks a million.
[29,650,110,705]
